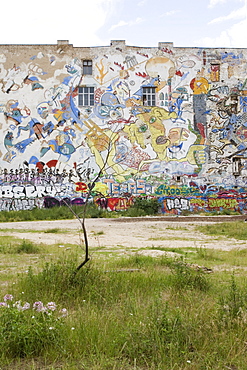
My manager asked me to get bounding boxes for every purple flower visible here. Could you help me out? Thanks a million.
[47,302,57,311]
[22,302,30,311]
[60,308,68,317]
[3,294,13,302]
[33,301,44,312]
[0,302,7,307]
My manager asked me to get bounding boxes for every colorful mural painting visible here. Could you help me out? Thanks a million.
[0,40,247,214]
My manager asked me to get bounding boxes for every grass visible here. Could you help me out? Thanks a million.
[0,236,43,254]
[0,199,160,223]
[91,230,105,236]
[43,228,69,234]
[196,221,247,240]
[148,236,195,241]
[1,220,247,368]
[1,251,247,369]
[166,226,189,231]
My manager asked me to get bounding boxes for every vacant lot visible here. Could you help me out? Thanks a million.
[0,215,246,255]
[1,215,247,369]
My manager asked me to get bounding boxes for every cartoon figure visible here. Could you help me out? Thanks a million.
[3,131,16,162]
[123,106,206,174]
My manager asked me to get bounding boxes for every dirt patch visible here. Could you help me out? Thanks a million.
[0,216,246,256]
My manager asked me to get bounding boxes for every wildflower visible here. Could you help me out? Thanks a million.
[71,327,75,330]
[41,306,48,313]
[47,302,57,311]
[13,300,21,308]
[3,294,13,302]
[0,302,7,307]
[22,302,30,311]
[14,301,23,311]
[49,327,54,330]
[187,360,191,364]
[60,308,68,317]
[33,301,44,312]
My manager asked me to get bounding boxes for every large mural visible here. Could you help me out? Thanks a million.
[0,40,246,214]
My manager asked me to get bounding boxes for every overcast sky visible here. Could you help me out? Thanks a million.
[1,0,246,48]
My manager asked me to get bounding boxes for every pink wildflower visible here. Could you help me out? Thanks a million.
[47,302,57,311]
[3,294,13,302]
[60,308,68,317]
[33,301,44,312]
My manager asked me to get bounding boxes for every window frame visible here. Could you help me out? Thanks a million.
[142,86,156,106]
[82,59,93,75]
[78,86,95,107]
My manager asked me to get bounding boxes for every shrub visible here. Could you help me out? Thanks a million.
[125,196,160,216]
[15,240,41,254]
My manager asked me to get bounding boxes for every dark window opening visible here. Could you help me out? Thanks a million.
[83,60,92,75]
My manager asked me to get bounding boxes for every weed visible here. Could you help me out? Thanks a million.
[168,258,210,291]
[44,228,64,234]
[218,274,246,327]
[15,240,41,254]
[197,221,247,240]
[195,246,222,261]
[166,226,189,231]
[149,236,193,241]
[91,230,104,236]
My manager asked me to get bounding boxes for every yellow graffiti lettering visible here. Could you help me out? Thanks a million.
[208,198,238,209]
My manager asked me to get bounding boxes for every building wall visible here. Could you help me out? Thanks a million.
[0,40,246,214]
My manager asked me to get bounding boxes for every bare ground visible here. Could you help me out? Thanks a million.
[0,215,246,257]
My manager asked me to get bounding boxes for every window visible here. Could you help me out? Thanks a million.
[142,87,156,106]
[232,157,242,176]
[78,87,95,106]
[83,60,92,75]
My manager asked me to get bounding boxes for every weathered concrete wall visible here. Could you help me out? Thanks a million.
[0,40,246,214]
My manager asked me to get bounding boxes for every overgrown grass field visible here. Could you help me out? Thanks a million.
[0,218,247,369]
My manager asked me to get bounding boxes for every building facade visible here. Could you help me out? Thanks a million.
[0,40,246,213]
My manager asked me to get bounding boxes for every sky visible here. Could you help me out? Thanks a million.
[1,0,247,48]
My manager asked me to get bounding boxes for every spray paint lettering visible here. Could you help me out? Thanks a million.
[166,198,190,211]
[0,198,44,211]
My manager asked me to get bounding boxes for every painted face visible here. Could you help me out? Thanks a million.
[124,106,197,162]
[131,107,177,154]
[166,127,196,160]
[123,109,171,157]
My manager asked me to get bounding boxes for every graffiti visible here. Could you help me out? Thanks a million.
[0,184,75,199]
[102,179,153,196]
[0,198,44,212]
[155,185,197,196]
[0,40,246,213]
[95,197,133,211]
[159,195,244,214]
[207,198,238,209]
[165,198,190,211]
[44,196,85,208]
